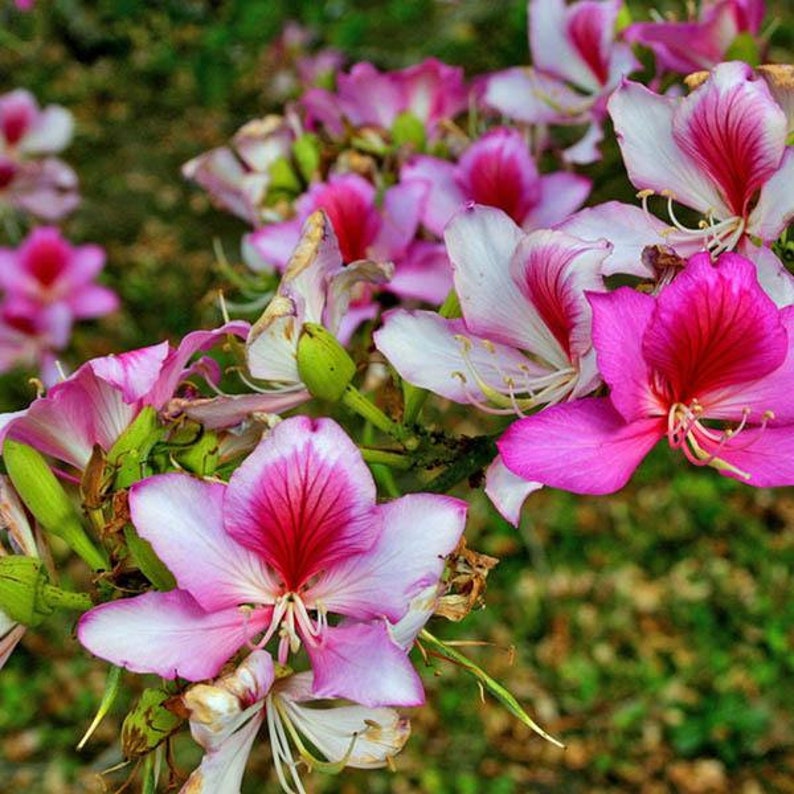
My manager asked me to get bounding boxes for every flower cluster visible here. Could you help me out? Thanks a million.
[1,2,793,792]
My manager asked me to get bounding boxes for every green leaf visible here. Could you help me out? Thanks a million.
[420,629,563,747]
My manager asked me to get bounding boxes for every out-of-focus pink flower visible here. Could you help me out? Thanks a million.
[483,0,639,163]
[246,174,446,303]
[623,0,765,74]
[182,116,296,227]
[0,90,78,220]
[301,58,467,140]
[402,127,591,235]
[77,415,467,708]
[499,252,794,494]
[13,0,36,11]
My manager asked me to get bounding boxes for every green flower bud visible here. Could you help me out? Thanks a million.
[296,323,356,402]
[122,688,183,760]
[0,556,48,626]
[3,440,108,571]
[391,111,426,151]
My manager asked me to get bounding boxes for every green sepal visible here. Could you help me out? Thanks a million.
[725,32,760,66]
[123,525,176,591]
[107,407,161,490]
[0,556,48,626]
[296,323,357,402]
[419,629,564,747]
[391,111,426,151]
[170,427,219,477]
[293,133,321,183]
[121,688,183,760]
[268,156,302,194]
[4,440,108,571]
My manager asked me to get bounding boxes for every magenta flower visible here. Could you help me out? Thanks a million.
[608,61,794,303]
[499,252,794,495]
[246,174,446,302]
[300,58,467,140]
[402,127,591,236]
[0,227,118,334]
[623,0,765,74]
[77,416,467,706]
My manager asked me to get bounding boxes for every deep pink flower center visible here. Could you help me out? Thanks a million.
[2,105,33,146]
[313,184,380,263]
[462,150,536,225]
[25,236,69,286]
[0,159,17,189]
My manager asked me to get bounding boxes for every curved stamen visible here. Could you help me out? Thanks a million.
[267,694,308,794]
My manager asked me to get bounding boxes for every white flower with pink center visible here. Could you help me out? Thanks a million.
[77,416,467,707]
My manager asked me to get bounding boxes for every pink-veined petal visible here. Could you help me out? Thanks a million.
[77,590,270,681]
[88,342,170,403]
[748,147,794,242]
[374,309,550,405]
[225,417,379,591]
[306,621,424,707]
[736,241,794,308]
[608,79,726,214]
[129,474,279,611]
[308,493,466,622]
[673,62,787,218]
[643,252,787,402]
[498,397,664,494]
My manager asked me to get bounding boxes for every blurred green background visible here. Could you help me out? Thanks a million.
[0,1,792,792]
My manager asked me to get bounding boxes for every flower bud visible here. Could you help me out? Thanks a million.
[0,556,49,627]
[296,322,356,402]
[121,688,183,759]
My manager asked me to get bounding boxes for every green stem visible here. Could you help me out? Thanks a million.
[421,435,498,494]
[41,584,93,612]
[341,385,417,447]
[359,447,413,470]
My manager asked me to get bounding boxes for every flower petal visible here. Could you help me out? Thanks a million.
[225,417,379,591]
[498,397,664,494]
[484,454,543,526]
[643,252,787,402]
[309,493,466,622]
[130,474,279,610]
[307,622,424,707]
[77,590,269,681]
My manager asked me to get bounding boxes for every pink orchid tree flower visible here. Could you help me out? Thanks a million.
[499,252,794,495]
[608,61,794,304]
[375,204,611,416]
[0,476,39,669]
[245,172,446,303]
[182,116,296,228]
[0,302,66,385]
[0,155,79,222]
[0,89,73,157]
[623,0,766,75]
[483,0,639,163]
[0,227,118,340]
[77,415,467,707]
[1,321,254,471]
[401,127,591,236]
[180,650,410,794]
[300,58,467,141]
[245,210,391,398]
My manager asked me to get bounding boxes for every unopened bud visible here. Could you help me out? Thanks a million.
[122,688,183,759]
[296,323,356,402]
[0,556,48,626]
